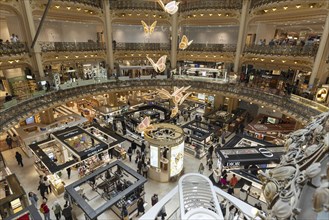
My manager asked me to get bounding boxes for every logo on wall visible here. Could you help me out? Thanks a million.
[258,148,274,158]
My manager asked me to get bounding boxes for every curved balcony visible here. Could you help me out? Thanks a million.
[251,0,294,8]
[0,42,28,56]
[180,0,242,12]
[39,42,106,52]
[109,0,163,11]
[244,44,318,57]
[183,43,236,53]
[114,42,171,51]
[60,0,102,8]
[1,77,327,132]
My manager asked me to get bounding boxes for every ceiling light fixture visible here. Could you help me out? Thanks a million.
[55,56,58,59]
[55,5,60,9]
[145,13,149,17]
[209,13,213,16]
[264,9,268,13]
[67,6,71,10]
[309,4,314,8]
[193,14,196,17]
[283,6,288,10]
[261,58,264,61]
[137,13,140,16]
[15,59,19,63]
[128,13,132,16]
[153,14,156,17]
[84,9,88,12]
[225,13,229,17]
[75,55,79,58]
[296,5,301,9]
[282,60,286,63]
[65,55,68,58]
[272,8,277,11]
[213,55,216,58]
[218,13,222,16]
[90,54,94,57]
[261,105,264,108]
[200,13,204,17]
[84,55,88,58]
[294,61,298,64]
[77,7,81,11]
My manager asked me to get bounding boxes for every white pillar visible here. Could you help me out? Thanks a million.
[309,11,329,87]
[170,12,179,69]
[21,0,44,79]
[234,0,251,73]
[103,0,115,72]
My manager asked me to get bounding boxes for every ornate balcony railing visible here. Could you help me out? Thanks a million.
[1,77,326,131]
[244,44,319,57]
[109,0,163,11]
[183,43,236,53]
[251,0,307,8]
[114,42,171,51]
[60,0,102,8]
[0,42,29,56]
[39,42,106,52]
[180,0,242,11]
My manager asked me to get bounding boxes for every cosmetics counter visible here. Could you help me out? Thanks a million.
[183,120,218,159]
[65,161,147,220]
[15,114,87,157]
[93,105,127,124]
[145,123,185,182]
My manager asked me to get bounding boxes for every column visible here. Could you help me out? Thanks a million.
[233,0,251,73]
[170,12,179,69]
[39,108,55,124]
[214,95,225,109]
[309,11,329,87]
[227,98,239,113]
[21,0,44,79]
[103,0,115,72]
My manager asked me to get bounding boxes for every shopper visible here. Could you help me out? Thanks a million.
[38,181,47,201]
[136,198,145,217]
[5,93,12,102]
[121,205,129,220]
[66,167,71,179]
[6,135,13,149]
[198,162,205,174]
[43,176,52,194]
[142,163,149,178]
[208,158,213,171]
[137,160,143,175]
[220,174,228,187]
[208,145,214,158]
[255,202,262,211]
[151,194,158,206]
[40,200,50,220]
[28,192,38,208]
[52,201,62,220]
[227,185,234,195]
[127,147,133,162]
[131,142,137,153]
[229,174,238,188]
[62,202,73,220]
[15,152,23,167]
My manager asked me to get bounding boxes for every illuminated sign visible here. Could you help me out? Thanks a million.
[258,148,274,158]
[150,145,159,168]
[170,142,184,177]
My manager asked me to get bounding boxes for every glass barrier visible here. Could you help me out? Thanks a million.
[180,0,242,11]
[251,0,295,8]
[63,0,102,8]
[109,0,163,10]
[291,94,329,112]
[183,44,236,53]
[115,43,171,51]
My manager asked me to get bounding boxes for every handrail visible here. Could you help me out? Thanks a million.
[250,0,308,8]
[109,0,163,10]
[180,0,242,11]
[0,77,326,131]
[244,44,318,57]
[114,42,171,51]
[183,43,236,53]
[60,0,102,8]
[0,42,29,56]
[39,41,106,52]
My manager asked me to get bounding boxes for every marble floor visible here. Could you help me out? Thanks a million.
[2,142,216,220]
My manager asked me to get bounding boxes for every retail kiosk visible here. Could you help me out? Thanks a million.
[214,134,285,210]
[144,123,185,182]
[65,161,147,220]
[183,120,218,158]
[84,124,126,160]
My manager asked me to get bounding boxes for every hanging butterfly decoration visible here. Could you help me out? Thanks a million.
[136,116,155,133]
[179,35,193,50]
[146,55,167,73]
[157,0,180,15]
[156,86,191,118]
[141,20,157,38]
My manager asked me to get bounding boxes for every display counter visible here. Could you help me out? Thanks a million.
[183,120,218,158]
[0,174,28,218]
[65,161,147,220]
[145,123,185,182]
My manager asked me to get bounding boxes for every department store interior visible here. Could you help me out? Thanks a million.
[0,0,329,220]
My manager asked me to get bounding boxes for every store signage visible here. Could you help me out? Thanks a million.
[150,146,158,168]
[187,125,209,133]
[258,148,274,158]
[170,142,184,177]
[226,161,240,167]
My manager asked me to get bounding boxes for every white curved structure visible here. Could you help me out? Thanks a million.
[178,173,223,220]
